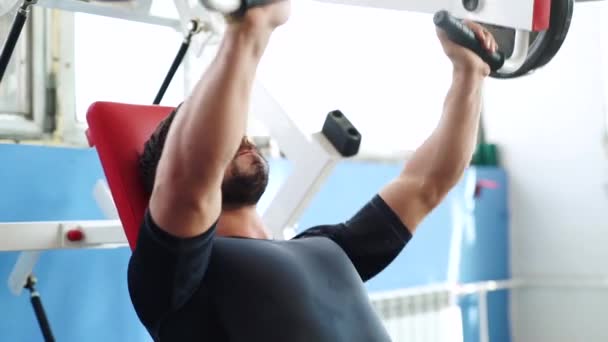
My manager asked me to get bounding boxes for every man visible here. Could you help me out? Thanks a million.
[128,1,497,341]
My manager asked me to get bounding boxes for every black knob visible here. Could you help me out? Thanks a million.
[462,0,479,11]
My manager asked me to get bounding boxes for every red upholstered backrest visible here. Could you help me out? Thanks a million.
[86,102,175,250]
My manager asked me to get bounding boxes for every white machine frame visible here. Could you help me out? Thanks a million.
[31,0,537,74]
[35,0,180,27]
[316,0,547,31]
[35,0,226,56]
[25,0,549,30]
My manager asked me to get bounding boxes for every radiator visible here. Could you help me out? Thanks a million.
[370,290,464,342]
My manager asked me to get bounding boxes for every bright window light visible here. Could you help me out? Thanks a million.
[73,13,186,123]
[70,1,454,155]
[257,0,454,155]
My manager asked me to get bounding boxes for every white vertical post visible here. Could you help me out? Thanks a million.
[479,290,490,342]
[8,251,41,296]
[251,82,345,239]
[93,179,119,220]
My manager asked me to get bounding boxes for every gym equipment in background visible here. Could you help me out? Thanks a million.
[0,0,576,84]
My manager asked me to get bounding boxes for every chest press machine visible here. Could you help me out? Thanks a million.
[0,0,575,341]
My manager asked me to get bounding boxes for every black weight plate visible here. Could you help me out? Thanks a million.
[484,24,515,58]
[488,0,574,79]
[532,0,573,69]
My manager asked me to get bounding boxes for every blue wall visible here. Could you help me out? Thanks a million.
[0,144,510,341]
[297,161,512,342]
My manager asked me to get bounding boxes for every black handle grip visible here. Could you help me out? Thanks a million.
[322,110,361,157]
[433,10,505,71]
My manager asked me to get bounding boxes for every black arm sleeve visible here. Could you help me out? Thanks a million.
[127,210,216,340]
[293,195,412,282]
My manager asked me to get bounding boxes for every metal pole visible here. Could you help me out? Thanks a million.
[153,20,198,105]
[0,0,37,84]
[24,275,55,342]
[479,290,490,342]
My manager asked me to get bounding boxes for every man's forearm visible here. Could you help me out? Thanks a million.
[160,24,272,187]
[403,70,484,195]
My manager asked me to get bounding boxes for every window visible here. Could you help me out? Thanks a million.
[0,6,47,139]
[0,11,30,115]
[59,9,186,145]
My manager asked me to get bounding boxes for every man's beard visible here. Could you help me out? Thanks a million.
[221,157,269,208]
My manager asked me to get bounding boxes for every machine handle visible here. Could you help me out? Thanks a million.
[433,10,505,71]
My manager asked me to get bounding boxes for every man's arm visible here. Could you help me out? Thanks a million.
[149,7,290,238]
[379,22,496,233]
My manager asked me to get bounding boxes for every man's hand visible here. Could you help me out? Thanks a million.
[436,21,497,76]
[238,0,291,31]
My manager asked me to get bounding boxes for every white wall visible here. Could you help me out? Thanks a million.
[483,3,608,341]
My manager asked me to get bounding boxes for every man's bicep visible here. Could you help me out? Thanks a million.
[149,106,225,239]
[379,175,445,234]
[149,182,222,239]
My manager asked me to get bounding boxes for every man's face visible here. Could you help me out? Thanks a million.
[221,137,270,208]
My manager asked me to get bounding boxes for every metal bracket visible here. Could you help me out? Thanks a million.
[251,81,349,239]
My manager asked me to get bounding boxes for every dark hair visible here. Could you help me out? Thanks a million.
[139,108,178,195]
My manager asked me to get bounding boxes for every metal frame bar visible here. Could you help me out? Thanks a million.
[6,179,123,299]
[251,82,346,239]
[53,8,82,145]
[35,0,181,29]
[478,289,489,342]
[0,220,126,252]
[500,30,530,73]
[314,0,540,31]
[93,179,119,220]
[8,251,41,295]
